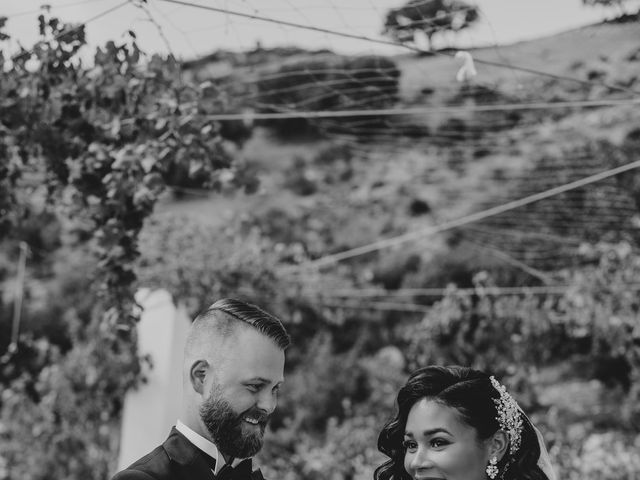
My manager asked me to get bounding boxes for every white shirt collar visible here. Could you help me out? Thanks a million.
[176,420,234,475]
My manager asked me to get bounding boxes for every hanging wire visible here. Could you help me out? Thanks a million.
[200,98,640,121]
[289,158,640,270]
[131,0,177,59]
[158,0,640,96]
[464,239,555,284]
[311,285,572,298]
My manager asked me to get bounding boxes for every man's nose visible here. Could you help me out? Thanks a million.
[256,389,277,414]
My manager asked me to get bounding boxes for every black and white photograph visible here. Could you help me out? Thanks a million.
[1,1,640,479]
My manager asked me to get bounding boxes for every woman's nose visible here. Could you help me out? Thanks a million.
[409,446,434,470]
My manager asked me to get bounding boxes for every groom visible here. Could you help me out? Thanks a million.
[113,298,291,480]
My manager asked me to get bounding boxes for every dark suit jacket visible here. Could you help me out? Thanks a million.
[112,427,217,480]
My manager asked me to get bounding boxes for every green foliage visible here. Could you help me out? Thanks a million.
[0,13,254,480]
[259,350,404,480]
[136,214,284,316]
[1,320,140,479]
[408,242,640,391]
[311,143,354,184]
[382,0,479,49]
[1,12,255,333]
[275,334,369,430]
[283,156,319,196]
[554,432,640,480]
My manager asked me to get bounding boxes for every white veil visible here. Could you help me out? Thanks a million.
[520,409,557,480]
[532,423,557,480]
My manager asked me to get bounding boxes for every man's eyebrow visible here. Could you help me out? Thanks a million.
[245,377,284,385]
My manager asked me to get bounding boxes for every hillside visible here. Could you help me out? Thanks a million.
[398,21,640,100]
[158,20,640,287]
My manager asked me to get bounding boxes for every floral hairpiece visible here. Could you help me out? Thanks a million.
[489,376,524,456]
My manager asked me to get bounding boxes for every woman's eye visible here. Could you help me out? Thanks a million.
[430,438,449,448]
[402,440,417,451]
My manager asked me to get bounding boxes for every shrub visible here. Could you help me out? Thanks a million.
[406,242,640,421]
[554,432,640,480]
[136,214,284,316]
[283,156,319,196]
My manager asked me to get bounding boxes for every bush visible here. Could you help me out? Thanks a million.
[259,350,405,480]
[554,432,640,480]
[283,156,319,196]
[0,322,139,480]
[406,242,640,420]
[136,214,284,316]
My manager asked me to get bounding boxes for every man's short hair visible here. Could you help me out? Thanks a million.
[194,298,290,350]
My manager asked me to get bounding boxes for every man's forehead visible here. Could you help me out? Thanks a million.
[219,363,285,386]
[214,328,285,379]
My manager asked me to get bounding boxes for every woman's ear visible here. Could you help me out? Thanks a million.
[189,359,209,395]
[488,430,510,462]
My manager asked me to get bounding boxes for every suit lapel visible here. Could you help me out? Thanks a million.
[163,427,216,480]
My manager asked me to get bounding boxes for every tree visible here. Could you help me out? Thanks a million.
[0,12,256,478]
[582,0,634,16]
[0,11,256,334]
[382,0,479,50]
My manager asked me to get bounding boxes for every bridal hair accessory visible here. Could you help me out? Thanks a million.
[489,376,524,456]
[486,456,499,479]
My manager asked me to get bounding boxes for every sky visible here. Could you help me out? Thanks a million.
[2,0,638,61]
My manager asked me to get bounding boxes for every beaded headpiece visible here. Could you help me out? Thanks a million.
[489,376,524,456]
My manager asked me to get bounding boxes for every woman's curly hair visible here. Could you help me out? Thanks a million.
[374,366,549,480]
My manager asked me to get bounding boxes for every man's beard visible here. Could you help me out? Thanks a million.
[199,388,270,459]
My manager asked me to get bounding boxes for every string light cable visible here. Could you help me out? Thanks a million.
[310,285,575,298]
[288,158,640,271]
[200,98,640,121]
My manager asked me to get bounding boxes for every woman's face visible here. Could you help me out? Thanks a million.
[403,398,491,480]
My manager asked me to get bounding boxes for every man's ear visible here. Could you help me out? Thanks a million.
[488,430,510,462]
[189,360,209,395]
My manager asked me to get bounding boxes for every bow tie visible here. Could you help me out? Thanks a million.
[199,451,259,480]
[216,459,253,480]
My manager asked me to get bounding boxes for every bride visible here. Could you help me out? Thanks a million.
[375,366,557,480]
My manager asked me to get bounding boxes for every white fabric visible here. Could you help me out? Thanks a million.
[512,409,557,480]
[532,423,557,480]
[455,51,477,82]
